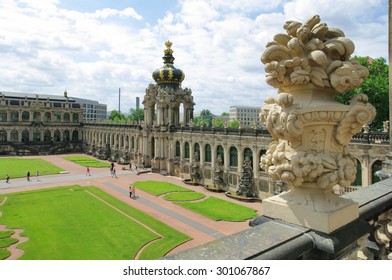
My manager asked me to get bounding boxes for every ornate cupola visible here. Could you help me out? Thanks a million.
[152,41,185,89]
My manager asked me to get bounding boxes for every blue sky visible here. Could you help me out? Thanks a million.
[0,0,388,114]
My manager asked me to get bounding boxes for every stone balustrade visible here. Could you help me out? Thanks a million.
[164,178,392,260]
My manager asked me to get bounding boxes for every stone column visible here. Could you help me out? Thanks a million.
[378,0,392,177]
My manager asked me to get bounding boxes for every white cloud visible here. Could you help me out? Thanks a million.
[0,0,388,115]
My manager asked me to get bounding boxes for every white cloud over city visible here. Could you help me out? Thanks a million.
[0,0,387,114]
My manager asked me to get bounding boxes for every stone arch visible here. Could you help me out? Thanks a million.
[10,129,18,142]
[63,130,70,142]
[33,111,41,122]
[22,129,29,142]
[371,160,383,184]
[216,145,224,165]
[54,130,61,142]
[64,112,70,122]
[44,130,51,141]
[72,130,79,141]
[11,111,18,122]
[22,111,30,122]
[0,110,7,122]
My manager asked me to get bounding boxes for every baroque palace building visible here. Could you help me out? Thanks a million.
[0,41,389,197]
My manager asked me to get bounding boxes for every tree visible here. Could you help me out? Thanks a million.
[196,109,213,127]
[228,119,240,128]
[213,117,225,128]
[109,110,125,121]
[128,108,144,122]
[221,112,229,116]
[335,56,389,130]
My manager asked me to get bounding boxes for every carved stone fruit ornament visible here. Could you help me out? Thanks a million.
[260,15,376,191]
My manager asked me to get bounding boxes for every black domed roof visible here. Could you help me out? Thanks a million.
[152,41,185,88]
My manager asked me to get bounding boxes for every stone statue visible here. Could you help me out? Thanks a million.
[236,156,255,197]
[259,15,376,233]
[193,151,199,162]
[383,121,389,133]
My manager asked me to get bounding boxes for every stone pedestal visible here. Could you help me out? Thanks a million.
[262,188,358,233]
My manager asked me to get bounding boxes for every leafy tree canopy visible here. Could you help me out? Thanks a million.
[221,112,229,116]
[228,119,240,128]
[213,117,225,128]
[109,110,125,121]
[335,56,389,131]
[128,108,144,122]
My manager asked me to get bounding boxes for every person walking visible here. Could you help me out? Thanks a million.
[128,185,132,198]
[112,167,118,178]
[27,171,31,181]
[5,175,10,183]
[86,166,91,176]
[131,185,136,198]
[36,171,40,181]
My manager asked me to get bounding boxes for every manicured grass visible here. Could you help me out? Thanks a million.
[0,230,14,239]
[0,185,190,260]
[63,156,111,168]
[163,192,205,201]
[0,158,64,180]
[0,249,10,260]
[133,181,192,196]
[176,197,258,222]
[0,237,18,248]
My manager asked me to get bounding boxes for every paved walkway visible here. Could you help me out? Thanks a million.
[0,154,262,256]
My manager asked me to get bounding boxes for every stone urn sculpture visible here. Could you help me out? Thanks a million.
[259,15,376,233]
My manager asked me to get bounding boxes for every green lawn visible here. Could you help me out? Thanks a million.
[0,185,190,260]
[163,192,205,201]
[176,197,258,222]
[133,181,192,196]
[63,156,111,168]
[0,158,64,180]
[134,181,258,222]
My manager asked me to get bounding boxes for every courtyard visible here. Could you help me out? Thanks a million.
[0,154,262,260]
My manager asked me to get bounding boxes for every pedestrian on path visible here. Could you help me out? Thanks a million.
[27,171,31,181]
[86,166,91,176]
[131,185,136,198]
[112,167,118,178]
[5,175,10,183]
[36,171,40,181]
[128,185,132,198]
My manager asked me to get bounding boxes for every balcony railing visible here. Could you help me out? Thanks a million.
[164,178,392,260]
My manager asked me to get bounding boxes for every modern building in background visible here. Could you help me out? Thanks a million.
[229,106,262,127]
[71,96,107,121]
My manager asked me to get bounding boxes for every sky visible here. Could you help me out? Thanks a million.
[0,0,388,115]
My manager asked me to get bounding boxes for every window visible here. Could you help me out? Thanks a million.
[205,144,211,162]
[22,130,29,142]
[72,130,79,141]
[194,143,200,160]
[11,130,18,142]
[175,141,181,157]
[44,112,51,122]
[33,130,41,142]
[73,113,79,123]
[44,130,51,141]
[22,111,30,122]
[54,130,61,141]
[63,130,70,142]
[54,112,61,122]
[229,146,238,167]
[0,130,7,142]
[64,112,70,122]
[33,111,41,122]
[0,110,7,122]
[11,111,18,122]
[184,142,190,159]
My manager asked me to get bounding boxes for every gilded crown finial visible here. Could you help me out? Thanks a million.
[164,40,173,55]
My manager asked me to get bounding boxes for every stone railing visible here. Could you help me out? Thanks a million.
[82,122,390,144]
[164,178,392,260]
